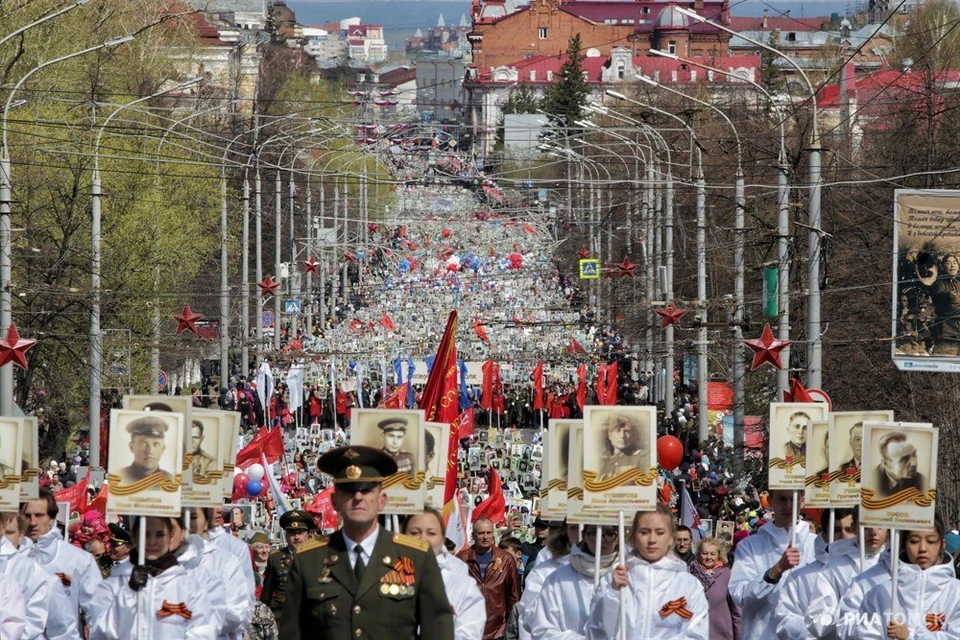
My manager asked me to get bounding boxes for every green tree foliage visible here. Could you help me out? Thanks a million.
[759,32,786,92]
[541,34,590,134]
[500,86,542,115]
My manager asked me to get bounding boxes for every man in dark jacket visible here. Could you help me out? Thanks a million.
[458,517,521,640]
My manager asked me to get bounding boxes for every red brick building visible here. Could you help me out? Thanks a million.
[467,0,732,69]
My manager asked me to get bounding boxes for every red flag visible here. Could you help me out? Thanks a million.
[84,481,108,515]
[472,467,506,527]
[349,319,363,333]
[381,312,396,332]
[474,317,490,342]
[595,363,609,405]
[605,361,618,405]
[576,364,587,411]
[783,378,815,403]
[236,427,284,467]
[567,336,587,354]
[380,383,408,409]
[55,471,89,514]
[492,364,505,415]
[532,361,544,411]
[419,311,460,512]
[481,360,494,410]
[456,407,475,438]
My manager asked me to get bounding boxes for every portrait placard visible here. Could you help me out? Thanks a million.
[564,421,594,524]
[223,503,254,542]
[583,406,657,514]
[220,411,241,500]
[768,403,829,489]
[860,421,937,529]
[891,189,960,372]
[19,417,39,502]
[106,409,183,517]
[183,408,226,507]
[804,421,831,507]
[828,411,894,506]
[0,418,23,510]
[350,408,425,514]
[716,520,735,544]
[542,419,576,519]
[424,421,451,510]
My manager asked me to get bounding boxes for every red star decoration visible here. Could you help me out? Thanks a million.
[744,323,790,371]
[654,303,686,329]
[172,305,203,336]
[0,323,36,369]
[782,377,814,403]
[258,275,280,297]
[614,256,639,278]
[302,256,321,275]
[577,248,592,260]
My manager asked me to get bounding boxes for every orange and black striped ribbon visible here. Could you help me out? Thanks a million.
[659,597,693,620]
[157,601,193,621]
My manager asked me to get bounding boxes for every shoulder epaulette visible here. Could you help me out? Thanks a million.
[297,538,329,554]
[392,533,429,553]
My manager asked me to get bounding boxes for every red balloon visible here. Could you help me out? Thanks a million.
[234,473,250,489]
[657,435,684,470]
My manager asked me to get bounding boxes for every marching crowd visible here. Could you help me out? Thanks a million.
[4,446,959,640]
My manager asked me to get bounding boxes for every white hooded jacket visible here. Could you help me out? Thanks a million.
[518,554,570,639]
[854,554,960,640]
[585,554,709,640]
[437,550,486,640]
[88,563,217,639]
[805,537,885,639]
[206,526,256,598]
[0,536,78,640]
[0,571,26,640]
[835,551,893,639]
[530,544,616,640]
[29,526,102,621]
[728,520,817,640]
[774,533,832,639]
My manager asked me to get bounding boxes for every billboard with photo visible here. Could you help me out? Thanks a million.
[892,190,960,372]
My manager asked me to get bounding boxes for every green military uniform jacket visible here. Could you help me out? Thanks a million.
[260,545,295,622]
[279,528,454,640]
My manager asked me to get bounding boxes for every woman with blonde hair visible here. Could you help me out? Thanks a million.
[585,505,708,639]
[689,537,739,639]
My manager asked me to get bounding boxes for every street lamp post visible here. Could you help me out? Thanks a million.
[605,90,710,440]
[651,48,793,397]
[634,76,745,465]
[0,33,133,417]
[90,74,198,467]
[677,5,823,389]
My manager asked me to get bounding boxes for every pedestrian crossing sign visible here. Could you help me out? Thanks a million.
[579,259,600,279]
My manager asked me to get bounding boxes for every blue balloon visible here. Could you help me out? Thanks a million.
[246,479,264,497]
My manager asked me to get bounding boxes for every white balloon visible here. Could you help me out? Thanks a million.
[247,463,265,481]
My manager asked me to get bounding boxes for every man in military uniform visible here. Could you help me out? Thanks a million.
[115,416,175,485]
[280,446,453,640]
[597,413,648,481]
[107,522,132,567]
[189,420,216,477]
[378,417,415,474]
[261,509,314,624]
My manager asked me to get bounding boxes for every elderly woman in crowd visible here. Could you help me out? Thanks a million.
[689,537,739,640]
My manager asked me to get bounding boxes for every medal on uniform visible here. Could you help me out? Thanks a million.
[389,584,400,595]
[379,584,389,595]
[317,568,332,584]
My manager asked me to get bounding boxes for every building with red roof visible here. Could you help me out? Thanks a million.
[464,46,760,156]
[467,0,733,69]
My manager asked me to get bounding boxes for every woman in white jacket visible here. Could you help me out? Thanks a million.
[854,519,960,640]
[89,516,216,640]
[529,524,619,639]
[585,505,709,640]
[404,508,486,640]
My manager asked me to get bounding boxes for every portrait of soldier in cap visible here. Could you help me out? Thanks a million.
[189,419,217,478]
[377,416,415,474]
[115,415,176,485]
